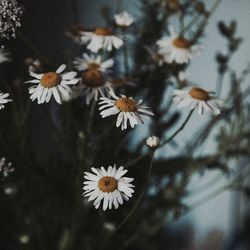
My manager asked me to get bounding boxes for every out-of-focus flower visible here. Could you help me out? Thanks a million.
[83,165,134,210]
[3,183,17,195]
[0,92,12,110]
[0,158,14,177]
[73,53,114,73]
[114,11,134,28]
[157,27,201,64]
[0,46,10,63]
[103,222,116,232]
[99,91,154,131]
[26,64,79,104]
[80,28,123,53]
[77,69,113,105]
[19,234,30,244]
[24,58,42,72]
[146,136,160,148]
[173,87,223,115]
[0,0,24,40]
[65,24,86,44]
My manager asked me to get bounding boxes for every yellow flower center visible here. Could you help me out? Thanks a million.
[173,37,191,49]
[82,69,104,87]
[94,28,113,36]
[115,97,137,112]
[189,87,210,101]
[87,63,101,70]
[98,176,118,193]
[40,72,61,88]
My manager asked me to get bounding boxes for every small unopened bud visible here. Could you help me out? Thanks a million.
[146,136,160,148]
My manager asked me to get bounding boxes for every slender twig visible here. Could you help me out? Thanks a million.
[159,109,194,148]
[86,100,96,136]
[103,150,155,243]
[123,33,130,77]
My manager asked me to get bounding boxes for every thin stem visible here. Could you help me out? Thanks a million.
[104,150,155,243]
[216,73,225,97]
[159,109,194,148]
[123,35,129,77]
[86,100,96,136]
[180,14,200,36]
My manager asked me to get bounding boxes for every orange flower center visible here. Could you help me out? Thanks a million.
[87,63,101,70]
[98,176,117,193]
[189,87,210,101]
[94,28,113,36]
[82,69,104,87]
[173,37,191,49]
[40,72,61,88]
[115,97,137,112]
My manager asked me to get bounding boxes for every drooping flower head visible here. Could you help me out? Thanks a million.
[83,165,134,210]
[26,64,79,104]
[99,91,154,130]
[80,28,123,53]
[0,0,24,40]
[157,27,201,64]
[114,11,134,28]
[173,86,223,115]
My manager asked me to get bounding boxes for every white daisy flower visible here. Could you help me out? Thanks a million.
[173,87,223,115]
[0,46,10,63]
[146,136,160,148]
[157,27,201,64]
[0,92,12,109]
[99,91,154,131]
[80,28,123,53]
[114,11,134,27]
[73,53,114,72]
[75,69,113,105]
[26,64,79,104]
[83,165,134,210]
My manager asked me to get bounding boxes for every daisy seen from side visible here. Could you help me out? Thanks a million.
[80,28,123,53]
[157,27,201,64]
[73,53,114,72]
[173,86,223,115]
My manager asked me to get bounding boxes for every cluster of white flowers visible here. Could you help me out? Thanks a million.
[0,0,24,40]
[0,157,14,178]
[16,9,226,212]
